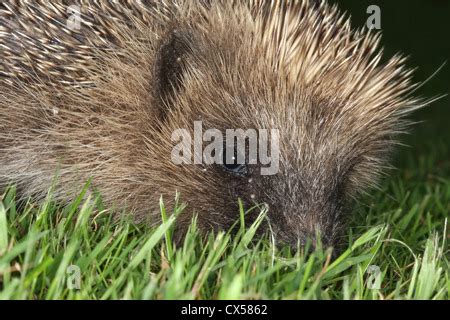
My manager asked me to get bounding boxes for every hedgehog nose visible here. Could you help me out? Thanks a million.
[285,234,320,255]
[293,225,330,250]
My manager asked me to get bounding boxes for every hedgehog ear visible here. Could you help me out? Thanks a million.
[154,28,195,110]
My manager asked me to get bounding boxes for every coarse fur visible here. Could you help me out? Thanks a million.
[0,0,427,248]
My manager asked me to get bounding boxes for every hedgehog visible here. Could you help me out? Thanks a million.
[0,1,428,249]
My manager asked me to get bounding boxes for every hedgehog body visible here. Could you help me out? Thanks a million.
[0,1,422,247]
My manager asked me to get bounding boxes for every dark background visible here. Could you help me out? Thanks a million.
[331,0,450,178]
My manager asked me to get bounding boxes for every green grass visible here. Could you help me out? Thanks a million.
[0,140,448,300]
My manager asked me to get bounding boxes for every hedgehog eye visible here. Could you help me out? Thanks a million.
[222,145,248,176]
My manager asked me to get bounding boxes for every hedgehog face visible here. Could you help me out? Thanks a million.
[151,11,417,250]
[163,113,350,249]
[160,75,351,249]
[180,116,350,249]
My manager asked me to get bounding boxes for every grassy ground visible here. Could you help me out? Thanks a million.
[0,1,449,300]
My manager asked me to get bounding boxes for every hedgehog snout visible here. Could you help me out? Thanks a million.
[278,216,337,250]
[257,177,343,252]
